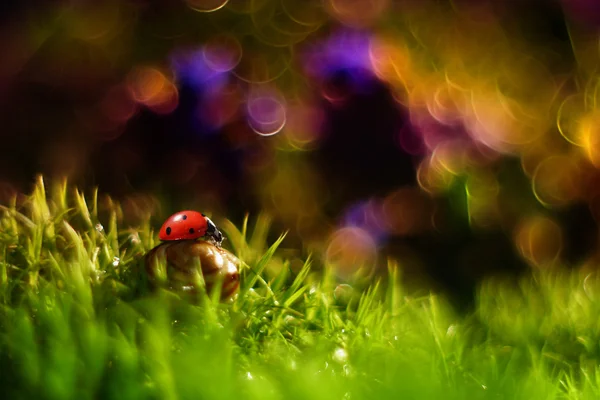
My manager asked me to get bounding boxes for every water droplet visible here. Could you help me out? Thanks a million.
[112,257,120,267]
[333,347,348,363]
[95,223,104,232]
[343,364,353,377]
[246,372,254,380]
[446,324,457,337]
[129,233,141,244]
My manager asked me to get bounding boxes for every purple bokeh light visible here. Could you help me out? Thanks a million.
[341,200,388,245]
[302,28,376,82]
[246,88,287,136]
[170,47,231,91]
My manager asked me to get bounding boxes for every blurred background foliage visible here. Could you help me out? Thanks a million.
[2,0,600,309]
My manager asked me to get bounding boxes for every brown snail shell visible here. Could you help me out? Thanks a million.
[145,240,240,300]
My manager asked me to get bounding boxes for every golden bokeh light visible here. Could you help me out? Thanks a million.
[185,0,230,13]
[515,215,563,268]
[531,155,583,208]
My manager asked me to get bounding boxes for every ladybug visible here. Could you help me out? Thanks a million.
[159,210,224,245]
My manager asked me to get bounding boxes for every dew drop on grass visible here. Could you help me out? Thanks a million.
[95,223,104,232]
[446,324,457,337]
[246,372,254,380]
[112,256,120,267]
[333,347,348,363]
[334,284,355,304]
[129,233,141,244]
[343,364,353,377]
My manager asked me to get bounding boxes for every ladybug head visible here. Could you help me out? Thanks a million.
[204,216,224,246]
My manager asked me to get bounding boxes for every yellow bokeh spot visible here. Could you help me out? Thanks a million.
[579,111,600,167]
[369,37,412,87]
[515,215,563,268]
[557,94,587,146]
[416,157,455,195]
[532,155,583,208]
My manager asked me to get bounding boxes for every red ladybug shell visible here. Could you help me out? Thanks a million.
[159,210,208,241]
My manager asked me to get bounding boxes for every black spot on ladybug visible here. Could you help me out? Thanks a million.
[166,227,172,235]
[189,228,194,234]
[182,215,187,220]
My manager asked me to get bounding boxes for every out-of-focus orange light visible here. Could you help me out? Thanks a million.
[284,103,324,149]
[127,67,179,115]
[515,215,563,268]
[531,154,583,208]
[326,226,377,279]
[381,188,431,235]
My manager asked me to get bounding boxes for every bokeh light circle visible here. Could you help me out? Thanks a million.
[557,94,587,146]
[416,157,455,195]
[578,111,600,167]
[281,0,328,27]
[246,92,287,136]
[381,188,431,235]
[326,0,390,28]
[127,67,179,114]
[326,227,377,279]
[128,67,167,104]
[233,46,291,84]
[202,34,243,73]
[531,155,582,208]
[185,0,229,13]
[515,215,563,268]
[284,103,324,149]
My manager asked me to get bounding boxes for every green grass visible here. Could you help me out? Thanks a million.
[1,176,600,399]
